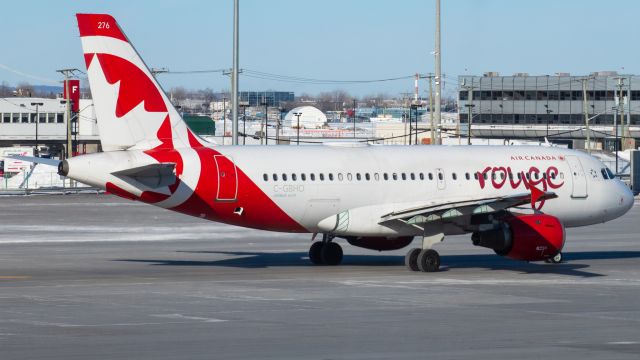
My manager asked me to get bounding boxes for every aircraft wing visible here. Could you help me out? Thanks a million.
[378,191,557,230]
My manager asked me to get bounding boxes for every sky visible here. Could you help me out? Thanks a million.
[2,0,640,98]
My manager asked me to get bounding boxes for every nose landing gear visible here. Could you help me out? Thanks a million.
[309,234,343,265]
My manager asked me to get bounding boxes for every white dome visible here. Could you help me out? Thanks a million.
[285,106,327,129]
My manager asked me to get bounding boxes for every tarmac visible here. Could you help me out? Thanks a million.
[0,194,638,359]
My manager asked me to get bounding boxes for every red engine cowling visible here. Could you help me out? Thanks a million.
[472,214,565,261]
[344,236,414,251]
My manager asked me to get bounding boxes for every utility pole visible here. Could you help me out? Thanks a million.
[434,0,442,144]
[56,68,81,159]
[428,74,434,144]
[582,77,590,153]
[231,0,239,145]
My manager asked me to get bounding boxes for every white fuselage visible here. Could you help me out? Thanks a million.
[66,144,635,236]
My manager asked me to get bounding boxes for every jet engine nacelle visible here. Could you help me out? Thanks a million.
[471,214,565,261]
[343,236,414,251]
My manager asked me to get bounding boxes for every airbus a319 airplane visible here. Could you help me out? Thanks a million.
[21,14,635,272]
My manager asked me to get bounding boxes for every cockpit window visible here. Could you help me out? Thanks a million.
[605,168,615,179]
[601,168,609,179]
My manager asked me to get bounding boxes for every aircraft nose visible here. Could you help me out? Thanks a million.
[621,185,635,213]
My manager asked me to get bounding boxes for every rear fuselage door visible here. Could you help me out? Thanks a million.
[214,155,238,201]
[566,155,588,198]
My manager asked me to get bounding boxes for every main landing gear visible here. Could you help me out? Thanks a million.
[309,235,343,266]
[405,233,444,272]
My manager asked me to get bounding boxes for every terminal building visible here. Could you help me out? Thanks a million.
[0,97,99,157]
[457,72,640,148]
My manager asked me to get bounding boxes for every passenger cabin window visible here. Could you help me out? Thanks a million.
[392,173,398,180]
[410,173,415,180]
[282,173,287,181]
[474,173,479,180]
[438,173,443,180]
[338,173,343,181]
[383,173,389,181]
[365,173,370,181]
[310,173,315,181]
[401,173,406,180]
[452,173,457,180]
[329,173,334,181]
[301,173,306,181]
[356,173,361,181]
[465,173,470,180]
[347,173,352,181]
[374,173,380,181]
[263,174,268,181]
[273,174,278,181]
[319,173,325,181]
[292,173,297,181]
[419,173,424,180]
[428,173,433,180]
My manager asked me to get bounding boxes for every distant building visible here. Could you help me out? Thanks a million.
[239,91,294,107]
[458,72,640,129]
[285,106,327,129]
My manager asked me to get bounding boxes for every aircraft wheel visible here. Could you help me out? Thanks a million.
[309,241,324,265]
[322,242,343,266]
[550,252,563,264]
[417,249,440,272]
[405,248,421,271]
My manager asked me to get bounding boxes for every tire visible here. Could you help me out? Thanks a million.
[309,242,324,265]
[550,252,563,264]
[417,249,440,272]
[322,242,343,266]
[405,248,421,271]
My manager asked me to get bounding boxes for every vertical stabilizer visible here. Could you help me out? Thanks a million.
[76,14,195,151]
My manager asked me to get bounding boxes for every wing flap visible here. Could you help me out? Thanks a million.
[379,192,557,228]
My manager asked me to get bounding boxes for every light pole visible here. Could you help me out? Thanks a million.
[614,105,619,173]
[408,106,412,145]
[544,105,552,140]
[240,103,248,145]
[293,112,302,145]
[261,97,268,145]
[465,103,475,145]
[31,102,43,156]
[352,99,356,139]
[222,97,227,144]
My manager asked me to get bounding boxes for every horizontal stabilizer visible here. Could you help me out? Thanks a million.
[112,163,176,189]
[6,155,61,167]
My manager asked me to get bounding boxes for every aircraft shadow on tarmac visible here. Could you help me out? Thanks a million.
[116,251,640,278]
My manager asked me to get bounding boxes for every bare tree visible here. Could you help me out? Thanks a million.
[0,81,12,97]
[16,82,34,97]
